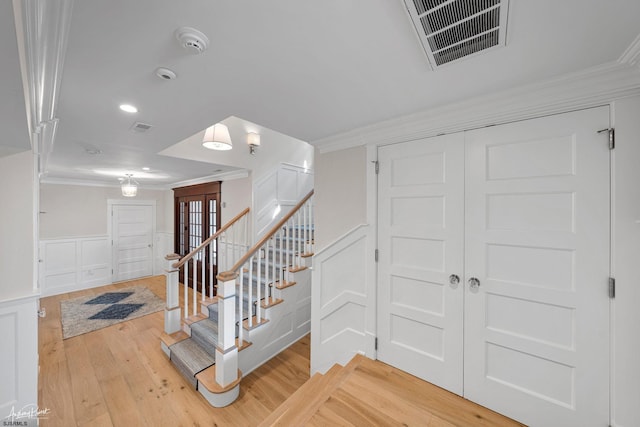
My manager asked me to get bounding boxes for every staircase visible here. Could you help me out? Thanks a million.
[160,191,314,407]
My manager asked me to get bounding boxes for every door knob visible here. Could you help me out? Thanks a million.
[468,277,480,290]
[449,274,460,285]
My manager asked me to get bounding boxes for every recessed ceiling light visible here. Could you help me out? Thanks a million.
[119,104,138,113]
[142,167,150,171]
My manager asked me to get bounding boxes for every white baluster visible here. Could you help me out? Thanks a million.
[209,242,213,298]
[256,249,261,323]
[184,261,189,319]
[201,248,205,303]
[295,210,302,266]
[232,222,237,267]
[248,258,253,329]
[192,258,197,316]
[238,269,244,345]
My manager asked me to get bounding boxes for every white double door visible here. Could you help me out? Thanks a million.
[377,107,610,426]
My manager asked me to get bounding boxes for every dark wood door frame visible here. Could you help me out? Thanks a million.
[173,181,221,291]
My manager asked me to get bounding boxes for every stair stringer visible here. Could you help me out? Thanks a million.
[237,267,311,376]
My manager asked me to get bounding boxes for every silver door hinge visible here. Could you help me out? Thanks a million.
[609,277,615,299]
[374,160,379,174]
[375,337,378,350]
[597,128,615,150]
[375,249,379,262]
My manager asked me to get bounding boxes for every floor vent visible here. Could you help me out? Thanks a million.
[130,122,153,132]
[404,0,509,68]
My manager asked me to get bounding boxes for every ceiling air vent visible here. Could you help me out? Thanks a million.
[404,0,509,69]
[130,122,153,132]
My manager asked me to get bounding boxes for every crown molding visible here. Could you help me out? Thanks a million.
[40,176,168,191]
[313,60,640,153]
[169,169,250,189]
[619,34,640,67]
[40,171,250,190]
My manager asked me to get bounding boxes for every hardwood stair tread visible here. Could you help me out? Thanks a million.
[260,354,366,426]
[259,371,330,426]
[196,367,242,394]
[160,330,190,347]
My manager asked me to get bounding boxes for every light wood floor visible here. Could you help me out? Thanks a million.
[261,354,524,427]
[38,276,310,426]
[40,276,522,426]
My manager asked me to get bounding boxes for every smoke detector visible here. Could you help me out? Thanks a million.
[155,67,177,80]
[175,27,209,54]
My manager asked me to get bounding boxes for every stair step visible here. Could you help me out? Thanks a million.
[259,354,365,426]
[261,296,283,309]
[184,313,207,326]
[274,280,297,290]
[196,366,243,395]
[160,330,189,348]
[243,315,269,331]
[169,338,215,388]
[190,318,219,355]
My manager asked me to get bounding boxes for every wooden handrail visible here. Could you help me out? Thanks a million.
[217,190,314,281]
[173,207,250,269]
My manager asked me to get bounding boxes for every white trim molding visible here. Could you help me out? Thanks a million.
[619,34,640,68]
[313,61,640,153]
[39,236,110,296]
[0,294,39,420]
[311,224,375,375]
[12,0,75,175]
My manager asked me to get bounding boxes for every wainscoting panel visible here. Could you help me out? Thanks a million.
[254,163,314,238]
[0,295,38,418]
[39,236,111,296]
[311,224,375,374]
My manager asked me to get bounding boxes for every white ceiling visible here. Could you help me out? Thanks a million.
[3,0,640,186]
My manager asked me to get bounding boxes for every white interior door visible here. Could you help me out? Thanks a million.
[377,133,465,394]
[376,106,610,426]
[112,204,153,282]
[463,107,610,426]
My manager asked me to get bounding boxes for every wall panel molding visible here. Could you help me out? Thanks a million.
[39,236,110,296]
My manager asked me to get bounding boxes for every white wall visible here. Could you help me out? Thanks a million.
[312,96,640,426]
[40,184,171,238]
[221,176,252,224]
[314,146,366,250]
[0,150,38,419]
[0,151,35,300]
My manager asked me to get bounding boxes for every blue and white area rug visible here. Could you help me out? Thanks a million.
[60,286,165,339]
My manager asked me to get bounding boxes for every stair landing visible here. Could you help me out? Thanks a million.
[259,355,524,427]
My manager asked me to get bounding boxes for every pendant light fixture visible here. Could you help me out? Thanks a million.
[202,123,232,151]
[121,174,138,197]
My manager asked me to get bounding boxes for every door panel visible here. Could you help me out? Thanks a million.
[377,133,465,395]
[376,106,610,427]
[463,107,610,426]
[112,204,153,282]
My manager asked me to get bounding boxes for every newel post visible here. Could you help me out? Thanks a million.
[215,271,239,387]
[164,254,181,334]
